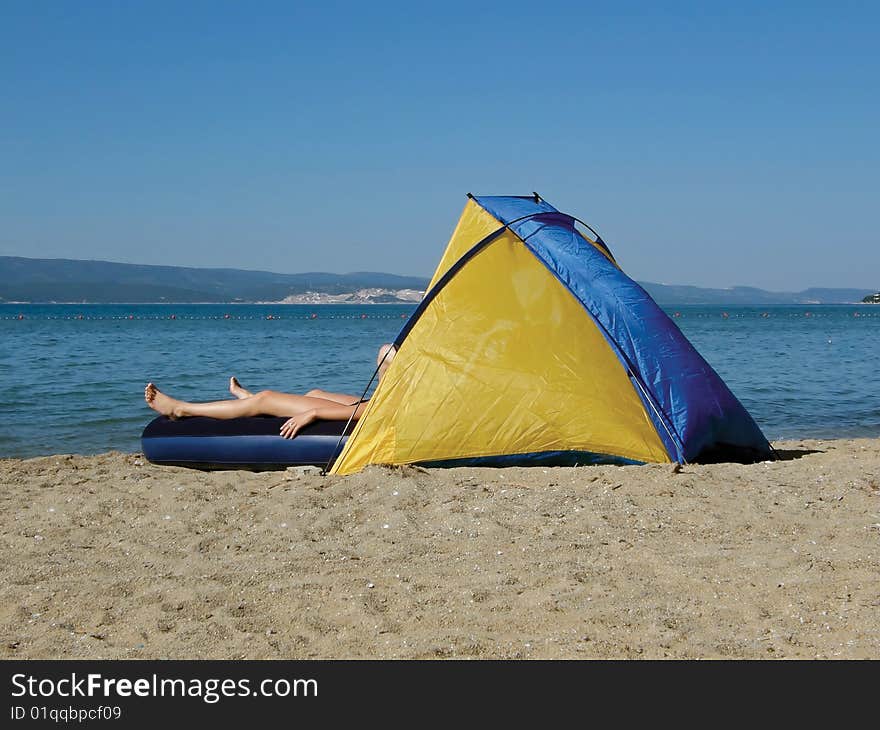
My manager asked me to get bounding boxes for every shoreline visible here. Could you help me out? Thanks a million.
[2,437,879,659]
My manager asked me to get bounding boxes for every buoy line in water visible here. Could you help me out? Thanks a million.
[3,311,875,321]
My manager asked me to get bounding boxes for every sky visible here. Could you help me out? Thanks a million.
[1,1,877,291]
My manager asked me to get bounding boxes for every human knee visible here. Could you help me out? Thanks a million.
[305,389,323,398]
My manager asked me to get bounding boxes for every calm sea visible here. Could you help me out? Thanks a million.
[1,303,878,458]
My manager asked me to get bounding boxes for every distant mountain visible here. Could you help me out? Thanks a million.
[0,257,429,303]
[639,282,873,306]
[0,256,872,305]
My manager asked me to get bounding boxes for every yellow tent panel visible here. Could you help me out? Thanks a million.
[425,198,501,291]
[331,229,669,474]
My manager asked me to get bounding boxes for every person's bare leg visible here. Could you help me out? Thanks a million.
[229,376,253,399]
[145,383,337,419]
[305,389,362,405]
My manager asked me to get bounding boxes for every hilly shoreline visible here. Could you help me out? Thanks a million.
[1,256,873,306]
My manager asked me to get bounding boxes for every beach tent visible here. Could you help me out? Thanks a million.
[330,194,772,475]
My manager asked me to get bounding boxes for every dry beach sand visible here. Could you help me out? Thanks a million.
[2,439,879,659]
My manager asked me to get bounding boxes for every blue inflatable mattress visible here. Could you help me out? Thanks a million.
[141,416,349,470]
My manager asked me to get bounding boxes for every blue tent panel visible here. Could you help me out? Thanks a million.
[472,195,771,463]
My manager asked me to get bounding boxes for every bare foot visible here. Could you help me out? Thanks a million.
[229,376,253,399]
[145,382,184,418]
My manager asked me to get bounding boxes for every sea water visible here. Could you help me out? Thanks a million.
[1,303,878,458]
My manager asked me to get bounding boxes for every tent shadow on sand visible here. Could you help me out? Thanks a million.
[772,447,823,461]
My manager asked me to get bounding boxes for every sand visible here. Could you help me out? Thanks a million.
[1,439,878,659]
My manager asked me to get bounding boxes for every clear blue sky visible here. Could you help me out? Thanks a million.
[1,1,877,290]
